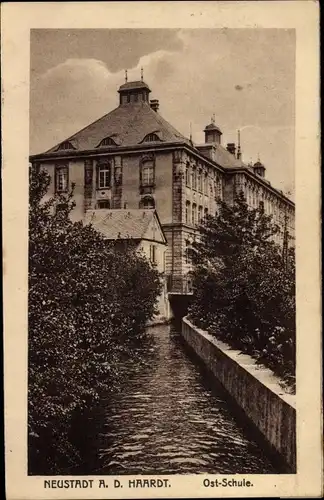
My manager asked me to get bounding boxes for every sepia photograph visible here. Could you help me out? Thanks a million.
[28,27,296,476]
[2,2,322,499]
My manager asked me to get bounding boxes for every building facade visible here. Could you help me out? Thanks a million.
[30,78,295,295]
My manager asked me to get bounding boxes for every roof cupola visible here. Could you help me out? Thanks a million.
[253,156,266,178]
[118,69,151,105]
[204,115,222,144]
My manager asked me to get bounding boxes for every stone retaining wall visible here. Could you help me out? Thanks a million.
[182,317,296,472]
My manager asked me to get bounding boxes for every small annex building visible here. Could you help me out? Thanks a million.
[84,208,168,321]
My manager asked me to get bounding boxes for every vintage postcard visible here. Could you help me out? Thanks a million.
[2,1,322,498]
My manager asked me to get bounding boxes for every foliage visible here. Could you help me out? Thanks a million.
[188,191,295,389]
[28,165,162,473]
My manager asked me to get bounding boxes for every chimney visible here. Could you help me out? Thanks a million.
[227,143,236,156]
[150,99,159,112]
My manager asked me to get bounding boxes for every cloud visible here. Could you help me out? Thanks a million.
[40,58,112,81]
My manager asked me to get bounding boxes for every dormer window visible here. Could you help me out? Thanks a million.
[142,133,161,143]
[98,136,118,147]
[56,141,75,151]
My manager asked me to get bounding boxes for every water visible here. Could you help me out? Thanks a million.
[89,322,276,475]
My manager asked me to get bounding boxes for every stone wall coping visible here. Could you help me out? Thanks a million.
[183,316,296,409]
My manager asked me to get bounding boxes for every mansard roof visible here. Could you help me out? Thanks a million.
[40,101,190,156]
[29,80,291,205]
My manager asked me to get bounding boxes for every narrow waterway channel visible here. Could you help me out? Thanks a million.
[86,322,276,475]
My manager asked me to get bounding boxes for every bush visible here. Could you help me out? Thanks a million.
[188,191,295,389]
[28,166,162,473]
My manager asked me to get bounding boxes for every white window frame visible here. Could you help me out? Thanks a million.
[141,161,154,186]
[98,164,111,189]
[55,165,68,193]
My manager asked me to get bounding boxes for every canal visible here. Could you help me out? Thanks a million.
[84,322,276,475]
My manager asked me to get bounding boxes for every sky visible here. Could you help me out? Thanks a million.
[30,28,295,196]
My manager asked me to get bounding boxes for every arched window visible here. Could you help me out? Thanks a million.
[98,136,118,147]
[142,133,161,143]
[56,202,68,214]
[97,200,111,209]
[139,196,155,209]
[97,162,111,189]
[140,159,155,187]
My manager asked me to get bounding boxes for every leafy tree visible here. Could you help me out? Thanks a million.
[28,165,162,473]
[189,191,295,388]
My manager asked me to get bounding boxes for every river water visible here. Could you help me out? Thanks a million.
[90,322,276,475]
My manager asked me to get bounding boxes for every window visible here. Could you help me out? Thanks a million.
[98,136,117,147]
[140,159,154,187]
[55,165,68,193]
[197,170,203,192]
[97,163,111,189]
[56,141,75,151]
[150,244,157,264]
[204,207,209,218]
[185,201,190,224]
[139,196,155,209]
[204,173,208,194]
[215,177,222,199]
[56,202,68,214]
[185,240,190,264]
[192,203,197,225]
[259,200,264,211]
[186,164,191,187]
[97,200,111,209]
[198,205,203,223]
[192,168,197,190]
[142,133,161,143]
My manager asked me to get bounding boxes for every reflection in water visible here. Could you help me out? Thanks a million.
[94,323,276,474]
